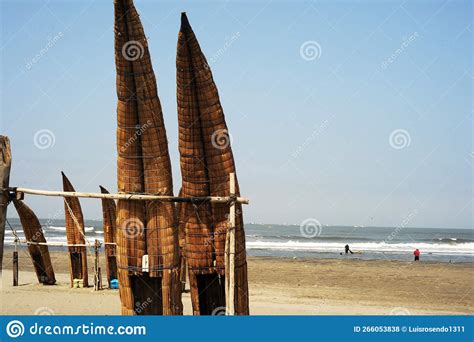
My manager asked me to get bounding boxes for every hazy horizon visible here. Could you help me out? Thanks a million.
[4,216,472,231]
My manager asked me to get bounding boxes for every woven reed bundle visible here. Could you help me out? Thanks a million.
[13,199,56,285]
[176,13,249,315]
[99,186,118,286]
[114,0,181,315]
[61,172,88,288]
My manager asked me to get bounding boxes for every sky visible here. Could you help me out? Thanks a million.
[1,0,472,229]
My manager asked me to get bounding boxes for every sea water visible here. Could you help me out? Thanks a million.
[4,219,473,263]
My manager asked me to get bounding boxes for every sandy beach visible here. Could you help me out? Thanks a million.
[1,250,472,315]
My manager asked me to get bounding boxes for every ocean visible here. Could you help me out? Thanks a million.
[4,219,473,263]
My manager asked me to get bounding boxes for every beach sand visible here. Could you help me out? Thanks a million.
[1,251,472,315]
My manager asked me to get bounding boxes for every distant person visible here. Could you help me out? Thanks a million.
[345,244,354,254]
[413,248,420,261]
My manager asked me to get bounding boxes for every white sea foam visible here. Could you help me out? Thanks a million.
[47,226,94,232]
[246,240,474,255]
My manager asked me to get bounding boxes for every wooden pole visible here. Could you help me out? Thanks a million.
[225,223,230,313]
[94,239,101,291]
[15,187,249,204]
[226,172,236,315]
[0,136,12,272]
[13,239,18,286]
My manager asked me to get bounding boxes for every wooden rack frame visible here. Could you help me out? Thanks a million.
[2,171,246,315]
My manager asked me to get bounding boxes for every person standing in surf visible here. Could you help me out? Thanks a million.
[413,248,421,261]
[345,244,354,254]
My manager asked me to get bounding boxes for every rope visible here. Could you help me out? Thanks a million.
[227,194,237,206]
[191,201,205,225]
[6,218,20,243]
[63,198,95,267]
[64,198,90,247]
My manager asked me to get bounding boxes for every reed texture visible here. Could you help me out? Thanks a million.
[61,172,88,288]
[99,186,118,287]
[13,199,56,285]
[176,12,249,315]
[114,0,181,315]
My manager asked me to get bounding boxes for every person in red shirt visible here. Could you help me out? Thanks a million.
[413,248,420,261]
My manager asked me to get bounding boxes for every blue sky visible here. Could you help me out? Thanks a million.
[1,0,472,229]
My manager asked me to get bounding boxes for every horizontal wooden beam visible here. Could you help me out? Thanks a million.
[10,240,116,248]
[11,187,249,204]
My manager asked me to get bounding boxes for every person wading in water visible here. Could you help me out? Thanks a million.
[345,244,354,254]
[413,248,421,261]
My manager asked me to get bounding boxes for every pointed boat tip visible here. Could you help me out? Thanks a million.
[99,185,109,193]
[60,171,66,177]
[180,12,191,31]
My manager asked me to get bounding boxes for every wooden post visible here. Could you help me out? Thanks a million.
[98,267,102,290]
[0,136,12,272]
[94,239,101,291]
[226,172,236,315]
[13,239,18,286]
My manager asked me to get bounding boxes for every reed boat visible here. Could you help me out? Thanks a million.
[114,0,181,315]
[99,186,118,287]
[61,172,88,287]
[13,199,55,285]
[176,13,249,315]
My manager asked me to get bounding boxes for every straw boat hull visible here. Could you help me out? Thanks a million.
[13,199,56,285]
[62,172,88,288]
[114,0,181,315]
[99,186,118,287]
[176,13,249,315]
